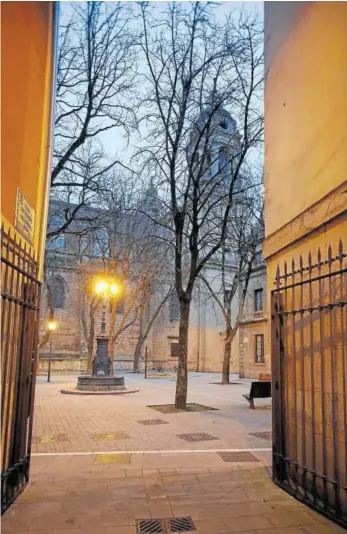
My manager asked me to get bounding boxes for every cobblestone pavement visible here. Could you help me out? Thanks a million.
[32,373,273,453]
[3,451,343,534]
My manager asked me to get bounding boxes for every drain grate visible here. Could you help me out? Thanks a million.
[137,517,195,533]
[137,519,165,533]
[250,431,272,441]
[33,433,68,443]
[137,419,169,425]
[92,431,130,441]
[218,451,260,462]
[177,432,219,442]
[167,517,195,532]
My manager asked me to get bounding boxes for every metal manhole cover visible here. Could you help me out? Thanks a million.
[250,431,272,441]
[218,451,260,462]
[177,432,219,442]
[33,433,68,443]
[137,517,195,533]
[137,419,169,425]
[92,431,130,441]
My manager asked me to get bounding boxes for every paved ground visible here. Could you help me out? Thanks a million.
[3,373,343,533]
[32,373,272,453]
[3,451,343,534]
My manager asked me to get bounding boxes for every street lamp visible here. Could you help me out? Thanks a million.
[91,276,121,376]
[47,320,57,383]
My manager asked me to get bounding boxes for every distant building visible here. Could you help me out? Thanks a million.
[39,199,268,378]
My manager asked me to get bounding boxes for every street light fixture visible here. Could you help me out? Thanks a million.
[47,320,57,383]
[91,275,122,376]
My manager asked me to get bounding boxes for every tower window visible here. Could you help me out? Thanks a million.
[50,276,66,310]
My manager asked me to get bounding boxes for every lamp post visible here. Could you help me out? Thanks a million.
[92,276,121,376]
[47,320,57,383]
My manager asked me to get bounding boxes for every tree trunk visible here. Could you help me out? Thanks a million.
[133,303,145,373]
[133,336,144,373]
[175,299,191,409]
[222,326,232,384]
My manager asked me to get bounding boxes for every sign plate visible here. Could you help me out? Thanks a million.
[14,189,35,245]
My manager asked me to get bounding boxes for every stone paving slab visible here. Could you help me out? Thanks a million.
[32,374,272,453]
[2,452,343,534]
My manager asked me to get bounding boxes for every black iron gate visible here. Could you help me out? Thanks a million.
[271,240,347,528]
[1,227,41,514]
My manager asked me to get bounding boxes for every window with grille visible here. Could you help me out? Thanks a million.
[254,288,264,312]
[255,334,264,363]
[170,343,180,358]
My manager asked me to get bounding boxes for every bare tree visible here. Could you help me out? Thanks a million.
[137,2,263,408]
[49,1,137,238]
[200,202,264,384]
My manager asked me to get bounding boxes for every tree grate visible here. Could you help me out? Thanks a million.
[177,432,219,442]
[137,517,195,533]
[137,419,170,425]
[147,403,218,413]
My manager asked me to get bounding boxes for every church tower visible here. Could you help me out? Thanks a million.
[188,90,241,186]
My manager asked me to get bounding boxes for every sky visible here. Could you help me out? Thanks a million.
[59,1,264,171]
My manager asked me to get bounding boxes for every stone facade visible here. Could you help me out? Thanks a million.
[39,234,268,378]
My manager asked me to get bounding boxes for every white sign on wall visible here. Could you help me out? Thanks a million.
[14,188,35,245]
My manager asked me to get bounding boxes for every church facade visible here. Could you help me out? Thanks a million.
[39,200,269,379]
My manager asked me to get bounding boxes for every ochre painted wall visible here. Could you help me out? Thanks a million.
[1,2,55,275]
[264,2,347,240]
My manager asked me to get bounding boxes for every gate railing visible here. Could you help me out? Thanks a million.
[1,227,41,514]
[271,240,347,528]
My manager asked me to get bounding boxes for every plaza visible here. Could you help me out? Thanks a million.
[2,373,344,533]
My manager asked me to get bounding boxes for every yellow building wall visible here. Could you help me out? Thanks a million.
[1,2,56,277]
[264,4,347,506]
[264,1,347,242]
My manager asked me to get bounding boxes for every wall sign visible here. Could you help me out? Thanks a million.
[14,189,35,245]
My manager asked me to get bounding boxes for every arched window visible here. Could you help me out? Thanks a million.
[50,276,66,310]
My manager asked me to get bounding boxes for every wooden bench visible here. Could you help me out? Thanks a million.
[243,374,271,409]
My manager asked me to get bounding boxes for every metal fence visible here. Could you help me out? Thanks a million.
[1,227,41,514]
[271,240,347,528]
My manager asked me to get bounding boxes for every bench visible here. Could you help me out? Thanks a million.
[243,374,271,409]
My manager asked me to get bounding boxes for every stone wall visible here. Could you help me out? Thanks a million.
[38,355,87,374]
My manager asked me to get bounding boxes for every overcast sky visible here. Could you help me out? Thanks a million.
[60,1,264,169]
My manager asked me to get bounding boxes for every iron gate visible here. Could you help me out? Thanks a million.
[1,227,41,514]
[271,240,347,528]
